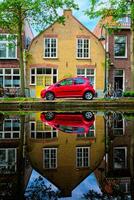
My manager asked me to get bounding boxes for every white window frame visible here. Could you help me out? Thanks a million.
[30,68,57,86]
[76,38,90,59]
[114,35,127,58]
[30,121,58,139]
[43,148,57,169]
[0,68,20,88]
[44,38,58,58]
[77,122,95,138]
[0,34,17,59]
[77,68,96,89]
[76,147,90,168]
[113,147,127,169]
[113,118,125,136]
[0,119,20,139]
[0,148,17,173]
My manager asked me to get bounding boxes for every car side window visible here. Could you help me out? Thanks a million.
[74,78,85,84]
[60,79,73,86]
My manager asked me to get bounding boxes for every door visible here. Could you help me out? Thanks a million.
[114,70,124,90]
[36,76,51,97]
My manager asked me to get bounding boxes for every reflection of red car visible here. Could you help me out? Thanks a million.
[40,111,95,136]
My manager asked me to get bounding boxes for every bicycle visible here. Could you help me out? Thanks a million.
[104,84,123,98]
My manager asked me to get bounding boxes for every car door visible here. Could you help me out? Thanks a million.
[73,77,85,96]
[54,78,74,97]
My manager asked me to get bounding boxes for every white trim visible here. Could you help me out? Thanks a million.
[76,146,90,168]
[113,147,127,169]
[76,38,90,59]
[43,147,57,169]
[0,148,17,173]
[114,35,127,58]
[113,119,125,135]
[0,34,17,59]
[44,38,58,58]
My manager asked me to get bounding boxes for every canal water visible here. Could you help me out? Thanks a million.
[0,110,134,199]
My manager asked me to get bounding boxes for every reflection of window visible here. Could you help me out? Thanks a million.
[60,79,73,86]
[77,123,95,138]
[77,38,90,58]
[113,119,124,135]
[0,148,17,173]
[0,119,20,139]
[114,36,127,58]
[30,121,57,139]
[43,148,57,169]
[76,147,89,167]
[0,68,20,88]
[30,68,57,86]
[0,34,17,59]
[44,38,57,58]
[77,68,95,87]
[113,147,127,169]
[119,182,130,193]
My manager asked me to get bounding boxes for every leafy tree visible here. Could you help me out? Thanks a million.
[0,0,78,96]
[85,0,134,90]
[24,176,60,200]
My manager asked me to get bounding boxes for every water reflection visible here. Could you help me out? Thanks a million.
[0,111,133,199]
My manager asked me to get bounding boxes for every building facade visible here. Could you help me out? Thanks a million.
[0,22,33,96]
[94,16,131,92]
[27,10,105,98]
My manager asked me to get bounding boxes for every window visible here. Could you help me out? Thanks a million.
[0,119,20,139]
[44,38,57,58]
[74,77,85,84]
[30,121,57,139]
[76,147,89,167]
[59,78,73,86]
[30,68,57,86]
[113,147,127,169]
[77,38,90,58]
[0,148,17,173]
[43,148,57,169]
[113,116,124,136]
[77,68,95,87]
[114,36,127,58]
[0,68,20,88]
[0,34,17,59]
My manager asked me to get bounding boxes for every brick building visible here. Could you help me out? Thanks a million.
[0,22,33,96]
[94,16,131,92]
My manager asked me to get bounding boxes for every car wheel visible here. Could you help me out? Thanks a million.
[45,112,55,120]
[83,91,93,100]
[83,111,94,120]
[46,92,55,100]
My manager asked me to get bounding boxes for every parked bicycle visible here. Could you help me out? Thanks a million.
[104,84,123,98]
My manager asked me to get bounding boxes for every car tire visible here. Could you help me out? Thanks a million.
[46,92,55,100]
[83,91,93,100]
[45,112,55,121]
[83,111,94,120]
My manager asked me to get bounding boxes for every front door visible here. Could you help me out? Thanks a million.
[36,76,51,97]
[114,70,124,90]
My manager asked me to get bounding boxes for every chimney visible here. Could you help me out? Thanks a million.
[63,9,72,17]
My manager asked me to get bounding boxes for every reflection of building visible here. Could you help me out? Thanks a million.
[27,10,105,97]
[27,112,105,197]
[0,114,32,199]
[104,113,134,198]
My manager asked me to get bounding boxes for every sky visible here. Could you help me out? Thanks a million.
[32,0,99,36]
[26,170,101,200]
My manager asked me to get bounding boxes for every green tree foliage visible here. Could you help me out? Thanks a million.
[85,0,134,90]
[0,0,78,96]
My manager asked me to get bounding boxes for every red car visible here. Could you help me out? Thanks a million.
[40,77,95,100]
[40,111,95,138]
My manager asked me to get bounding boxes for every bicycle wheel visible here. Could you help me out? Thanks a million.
[116,89,123,97]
